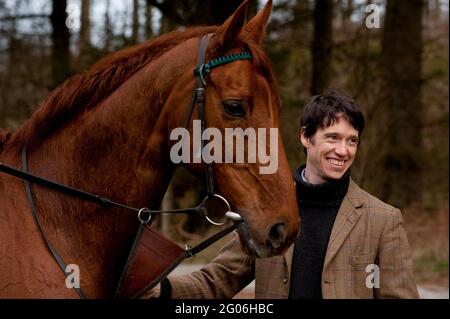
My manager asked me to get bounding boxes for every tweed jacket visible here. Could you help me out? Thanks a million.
[167,180,419,299]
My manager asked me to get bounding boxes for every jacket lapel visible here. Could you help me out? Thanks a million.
[323,180,363,270]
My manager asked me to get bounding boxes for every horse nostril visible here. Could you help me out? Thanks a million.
[268,222,287,249]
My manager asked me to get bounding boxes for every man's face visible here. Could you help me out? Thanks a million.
[300,116,359,184]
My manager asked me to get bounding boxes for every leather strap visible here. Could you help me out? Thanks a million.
[186,222,237,257]
[182,33,212,130]
[0,159,203,216]
[21,148,87,299]
[131,222,237,299]
[182,34,215,195]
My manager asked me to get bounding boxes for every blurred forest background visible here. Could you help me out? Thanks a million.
[0,0,448,287]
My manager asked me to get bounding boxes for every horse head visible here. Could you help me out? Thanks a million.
[165,0,300,257]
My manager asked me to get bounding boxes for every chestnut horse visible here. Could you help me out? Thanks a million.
[0,0,299,298]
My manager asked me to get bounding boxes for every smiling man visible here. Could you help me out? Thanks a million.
[148,89,419,299]
[287,89,418,298]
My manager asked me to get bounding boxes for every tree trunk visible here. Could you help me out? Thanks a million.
[364,0,424,208]
[342,0,353,30]
[50,0,70,89]
[78,0,92,69]
[293,0,312,44]
[160,14,175,34]
[210,0,249,24]
[104,0,112,51]
[7,3,18,72]
[149,0,250,28]
[132,0,140,44]
[248,0,258,17]
[311,0,333,95]
[145,1,153,39]
[79,0,91,53]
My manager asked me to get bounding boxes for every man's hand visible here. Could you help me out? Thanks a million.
[140,283,161,299]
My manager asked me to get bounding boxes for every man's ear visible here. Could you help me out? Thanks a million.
[300,128,310,148]
[213,0,249,49]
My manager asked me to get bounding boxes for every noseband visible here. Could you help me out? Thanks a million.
[0,34,253,298]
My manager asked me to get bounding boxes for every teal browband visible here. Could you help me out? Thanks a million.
[194,52,252,85]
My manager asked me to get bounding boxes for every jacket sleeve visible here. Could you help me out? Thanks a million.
[375,208,419,299]
[167,231,255,299]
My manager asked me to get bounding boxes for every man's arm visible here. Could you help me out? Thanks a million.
[144,231,255,299]
[375,208,419,298]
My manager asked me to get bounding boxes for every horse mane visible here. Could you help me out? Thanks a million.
[5,25,278,153]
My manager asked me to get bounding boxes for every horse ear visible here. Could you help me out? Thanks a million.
[214,0,250,49]
[243,0,272,44]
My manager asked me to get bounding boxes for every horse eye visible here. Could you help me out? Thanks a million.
[223,100,245,117]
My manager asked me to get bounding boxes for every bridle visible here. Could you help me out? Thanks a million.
[183,33,251,202]
[0,34,253,298]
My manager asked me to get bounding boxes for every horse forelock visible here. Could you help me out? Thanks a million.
[5,26,277,153]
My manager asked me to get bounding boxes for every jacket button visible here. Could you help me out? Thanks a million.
[283,277,288,284]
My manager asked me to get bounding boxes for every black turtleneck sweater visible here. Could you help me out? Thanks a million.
[288,165,350,299]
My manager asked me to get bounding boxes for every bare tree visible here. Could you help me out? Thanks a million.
[50,0,71,88]
[148,0,254,27]
[145,1,153,39]
[104,0,113,51]
[364,0,424,208]
[132,0,140,44]
[311,0,333,95]
[79,0,91,53]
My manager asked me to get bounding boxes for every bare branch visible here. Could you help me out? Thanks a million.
[0,14,49,22]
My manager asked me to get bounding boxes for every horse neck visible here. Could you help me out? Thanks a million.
[14,47,196,297]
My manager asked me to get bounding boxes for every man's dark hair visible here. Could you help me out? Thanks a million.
[300,89,365,139]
